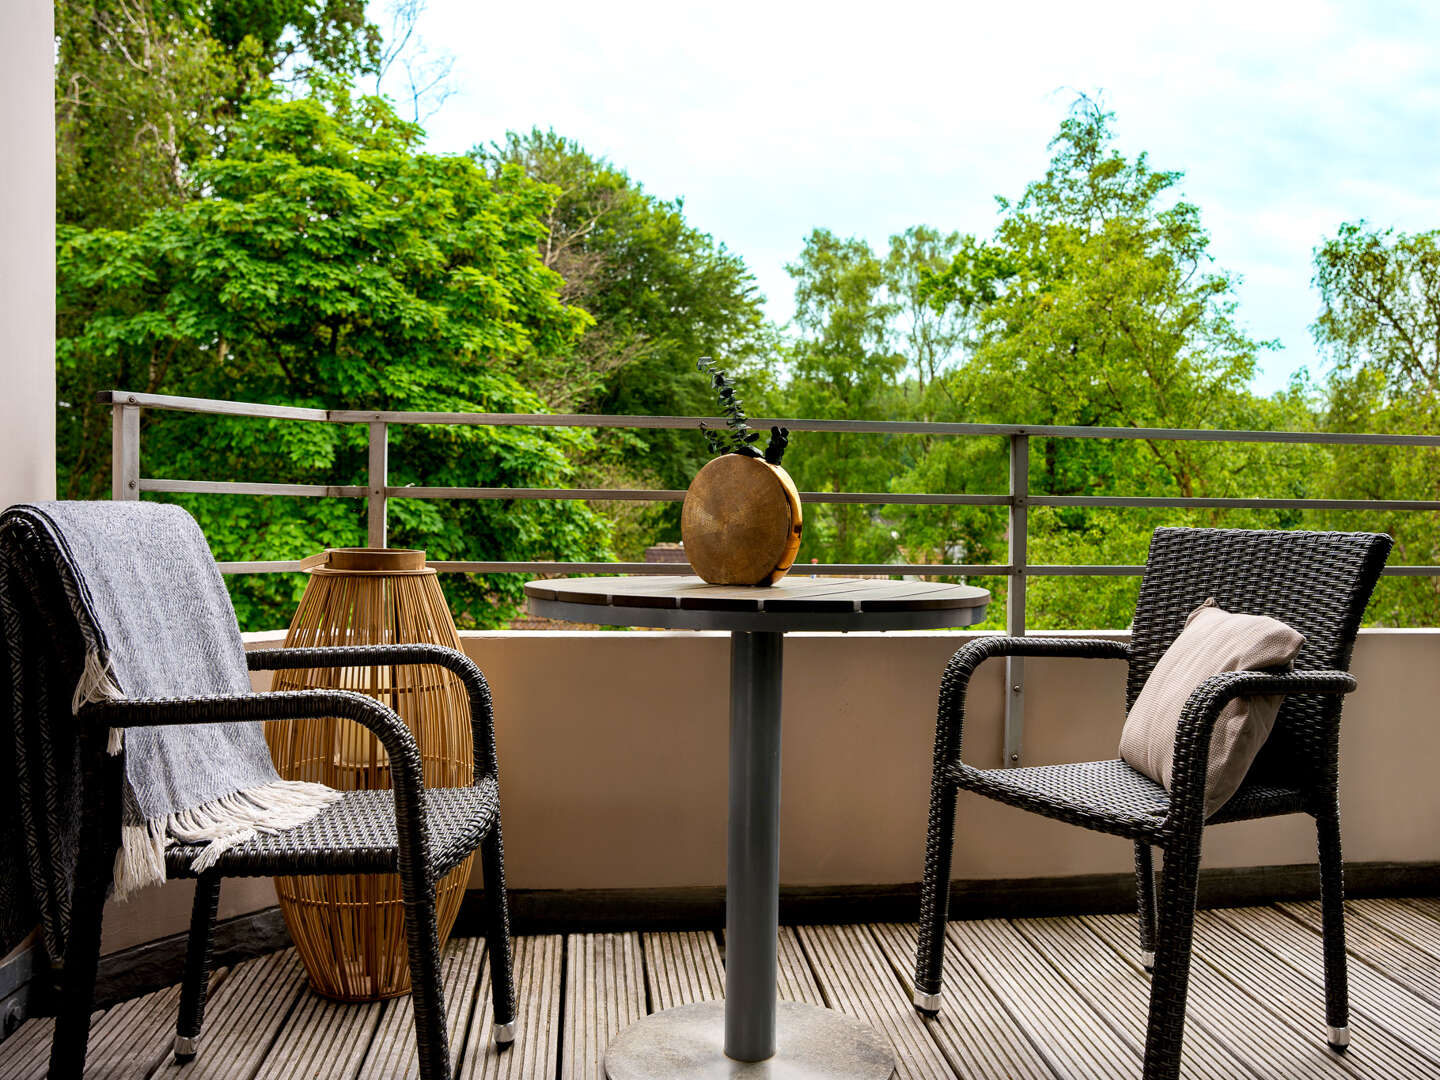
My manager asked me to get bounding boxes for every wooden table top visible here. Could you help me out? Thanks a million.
[524,576,990,633]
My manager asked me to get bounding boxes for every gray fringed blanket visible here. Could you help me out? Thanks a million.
[0,502,338,960]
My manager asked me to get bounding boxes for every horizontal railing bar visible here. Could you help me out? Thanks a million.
[152,481,1440,516]
[145,479,1440,514]
[214,558,1440,578]
[141,479,367,498]
[1028,565,1440,577]
[99,391,332,422]
[215,560,1011,576]
[210,561,1440,578]
[1031,495,1440,512]
[216,560,308,573]
[102,390,1440,448]
[390,486,1011,506]
[433,562,1007,576]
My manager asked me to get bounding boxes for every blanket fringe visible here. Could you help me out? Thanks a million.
[71,648,126,755]
[112,780,342,900]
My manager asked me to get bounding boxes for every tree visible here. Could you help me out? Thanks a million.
[56,93,610,629]
[478,130,770,554]
[1310,223,1440,624]
[55,0,380,231]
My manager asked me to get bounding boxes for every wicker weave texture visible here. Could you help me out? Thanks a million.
[913,526,1392,1080]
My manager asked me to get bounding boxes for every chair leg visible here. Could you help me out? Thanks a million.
[481,823,517,1047]
[1135,841,1157,971]
[174,872,222,1061]
[47,755,121,1080]
[1317,806,1350,1050]
[398,861,451,1080]
[913,775,959,1013]
[1142,841,1201,1080]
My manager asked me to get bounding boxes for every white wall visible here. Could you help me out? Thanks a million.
[0,0,57,508]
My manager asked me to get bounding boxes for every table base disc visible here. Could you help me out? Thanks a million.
[604,1001,895,1079]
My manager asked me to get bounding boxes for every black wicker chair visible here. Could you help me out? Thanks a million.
[914,527,1391,1080]
[15,564,518,1077]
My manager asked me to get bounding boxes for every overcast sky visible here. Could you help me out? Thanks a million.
[391,0,1440,396]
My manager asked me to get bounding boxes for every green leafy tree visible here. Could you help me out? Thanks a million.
[899,104,1298,627]
[478,130,770,554]
[55,0,380,231]
[778,229,905,563]
[1311,223,1440,624]
[57,93,609,628]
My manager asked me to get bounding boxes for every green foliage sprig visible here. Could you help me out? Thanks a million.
[696,357,789,465]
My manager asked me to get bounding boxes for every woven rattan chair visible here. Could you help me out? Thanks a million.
[12,547,517,1079]
[913,527,1391,1080]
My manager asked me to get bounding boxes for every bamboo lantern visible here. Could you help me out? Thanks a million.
[264,548,474,1001]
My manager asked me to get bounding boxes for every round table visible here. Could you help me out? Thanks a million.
[524,575,990,1079]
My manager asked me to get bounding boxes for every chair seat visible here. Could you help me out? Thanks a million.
[165,778,499,881]
[949,758,1307,842]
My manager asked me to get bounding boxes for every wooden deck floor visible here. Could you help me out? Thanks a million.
[6,898,1440,1078]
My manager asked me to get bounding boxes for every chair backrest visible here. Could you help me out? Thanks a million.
[1127,527,1391,788]
[0,501,255,701]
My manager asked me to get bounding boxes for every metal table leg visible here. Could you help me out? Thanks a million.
[604,632,894,1079]
[725,630,785,1059]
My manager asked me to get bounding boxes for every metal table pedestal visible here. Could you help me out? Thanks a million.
[603,633,893,1079]
[603,1001,893,1079]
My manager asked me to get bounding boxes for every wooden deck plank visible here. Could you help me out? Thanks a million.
[869,920,1055,1080]
[640,931,723,1010]
[0,971,222,1080]
[1021,915,1259,1080]
[776,926,824,1006]
[1351,898,1440,963]
[260,991,381,1080]
[1104,909,1423,1080]
[461,934,562,1080]
[1075,913,1356,1080]
[947,917,1139,1080]
[8,902,1440,1079]
[0,1010,101,1080]
[87,975,222,1080]
[355,936,487,1080]
[175,949,307,1080]
[798,923,954,1080]
[1215,905,1440,1068]
[1280,901,1440,1007]
[561,933,644,1080]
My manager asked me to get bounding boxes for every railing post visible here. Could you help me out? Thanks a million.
[112,403,140,501]
[1004,433,1028,767]
[367,421,388,548]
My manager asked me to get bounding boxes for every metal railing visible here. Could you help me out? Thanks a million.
[102,389,1440,766]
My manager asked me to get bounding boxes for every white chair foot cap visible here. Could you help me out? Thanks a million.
[174,1035,199,1059]
[1141,950,1155,971]
[913,988,942,1013]
[494,1020,518,1046]
[1328,1026,1349,1050]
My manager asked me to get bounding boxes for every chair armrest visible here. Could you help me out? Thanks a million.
[1166,669,1357,827]
[934,636,1131,766]
[83,689,436,882]
[247,644,499,783]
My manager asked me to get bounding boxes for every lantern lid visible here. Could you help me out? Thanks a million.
[300,548,431,575]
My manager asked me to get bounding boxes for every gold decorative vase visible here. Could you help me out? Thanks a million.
[681,454,803,585]
[264,548,473,1001]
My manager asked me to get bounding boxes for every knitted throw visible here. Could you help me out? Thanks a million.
[0,502,338,960]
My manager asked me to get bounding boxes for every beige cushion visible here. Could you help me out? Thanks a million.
[1119,599,1304,817]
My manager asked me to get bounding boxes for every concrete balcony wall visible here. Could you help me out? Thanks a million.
[97,627,1439,954]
